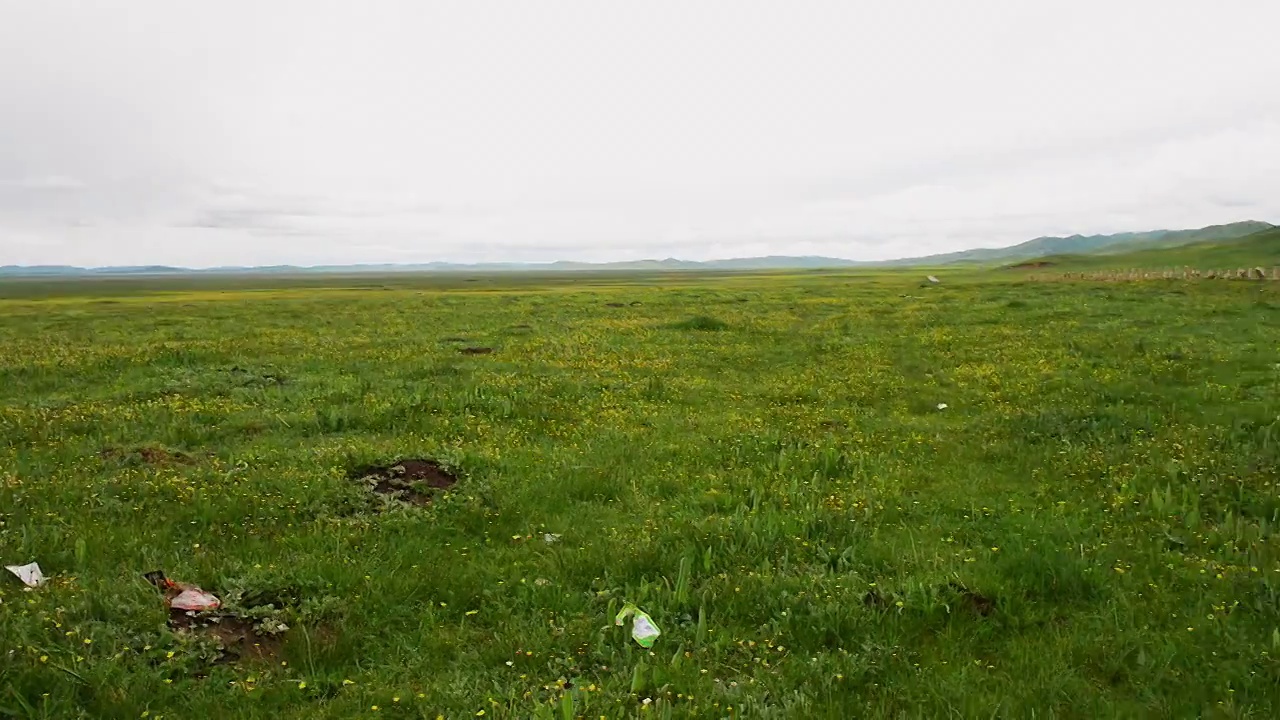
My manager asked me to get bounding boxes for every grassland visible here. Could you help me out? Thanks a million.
[2,270,1279,718]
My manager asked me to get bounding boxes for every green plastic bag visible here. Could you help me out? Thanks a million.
[615,603,661,648]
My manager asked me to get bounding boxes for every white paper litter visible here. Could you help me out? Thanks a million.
[5,562,46,588]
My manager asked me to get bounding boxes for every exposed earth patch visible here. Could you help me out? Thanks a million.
[349,458,459,507]
[167,609,286,664]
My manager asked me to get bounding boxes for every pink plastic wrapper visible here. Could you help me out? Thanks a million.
[169,587,221,612]
[144,570,221,612]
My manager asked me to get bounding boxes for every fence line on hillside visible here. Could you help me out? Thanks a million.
[1027,267,1280,282]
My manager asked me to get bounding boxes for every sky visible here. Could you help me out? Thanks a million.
[2,0,1279,267]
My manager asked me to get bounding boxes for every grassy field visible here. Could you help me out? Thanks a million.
[2,270,1280,718]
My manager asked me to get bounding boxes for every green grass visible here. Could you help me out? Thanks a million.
[666,315,730,332]
[2,270,1279,717]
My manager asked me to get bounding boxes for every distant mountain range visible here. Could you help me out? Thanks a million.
[1,220,1273,276]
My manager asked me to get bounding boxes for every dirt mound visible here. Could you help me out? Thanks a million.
[168,609,285,664]
[385,458,458,488]
[350,458,458,506]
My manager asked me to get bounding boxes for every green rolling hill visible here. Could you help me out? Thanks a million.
[1007,225,1280,272]
[908,220,1273,266]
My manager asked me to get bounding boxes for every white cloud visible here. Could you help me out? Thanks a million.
[6,176,86,191]
[1,0,1278,266]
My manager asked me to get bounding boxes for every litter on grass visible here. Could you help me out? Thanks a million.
[5,562,45,588]
[171,587,222,611]
[144,570,222,611]
[141,570,289,664]
[937,403,948,410]
[543,533,562,544]
[615,603,661,648]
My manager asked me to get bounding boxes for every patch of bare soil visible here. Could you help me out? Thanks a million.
[350,458,459,506]
[1008,260,1055,269]
[459,346,493,355]
[168,609,285,664]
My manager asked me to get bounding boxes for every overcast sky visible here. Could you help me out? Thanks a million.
[2,1,1279,267]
